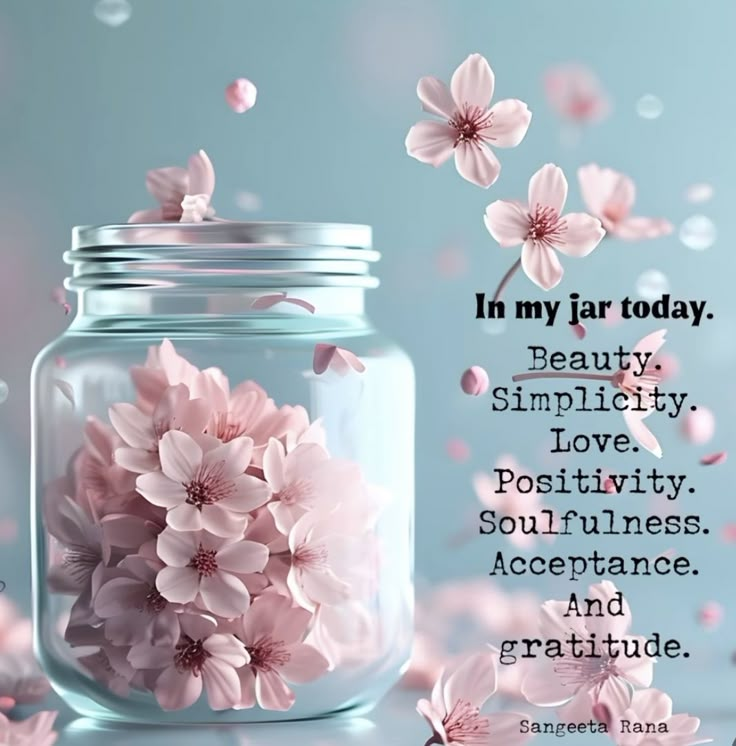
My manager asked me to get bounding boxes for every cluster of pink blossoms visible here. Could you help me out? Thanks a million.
[44,339,381,712]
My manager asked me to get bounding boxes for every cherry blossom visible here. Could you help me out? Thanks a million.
[128,150,216,223]
[156,527,268,618]
[236,594,329,711]
[406,53,531,188]
[484,163,605,290]
[418,649,532,745]
[578,164,672,241]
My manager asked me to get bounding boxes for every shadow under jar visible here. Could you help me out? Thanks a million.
[31,222,414,723]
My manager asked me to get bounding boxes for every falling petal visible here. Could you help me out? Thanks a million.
[312,344,365,375]
[601,302,623,328]
[685,183,714,204]
[53,379,75,409]
[636,269,669,301]
[680,407,715,445]
[94,0,132,27]
[603,477,616,494]
[636,94,663,119]
[225,78,258,113]
[251,292,315,314]
[235,191,263,212]
[0,379,7,405]
[51,287,71,315]
[701,451,727,466]
[697,601,724,629]
[572,322,587,340]
[722,524,736,543]
[446,438,470,463]
[460,366,489,396]
[651,352,679,380]
[54,356,67,369]
[679,215,717,251]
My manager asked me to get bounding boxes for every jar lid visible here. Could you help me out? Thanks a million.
[65,222,380,290]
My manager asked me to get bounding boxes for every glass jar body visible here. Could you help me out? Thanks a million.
[31,319,414,724]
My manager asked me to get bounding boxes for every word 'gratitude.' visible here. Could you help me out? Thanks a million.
[474,292,711,327]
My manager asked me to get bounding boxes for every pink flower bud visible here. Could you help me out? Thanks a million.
[225,78,258,113]
[460,366,489,396]
[680,407,715,445]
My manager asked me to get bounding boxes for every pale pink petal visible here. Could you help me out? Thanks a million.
[53,379,75,409]
[483,200,529,247]
[417,76,456,119]
[128,207,165,223]
[613,216,673,240]
[405,121,456,167]
[313,344,365,375]
[159,430,201,482]
[616,640,655,687]
[556,686,596,724]
[572,322,587,340]
[167,502,204,532]
[487,711,535,744]
[313,344,337,375]
[237,666,257,709]
[337,347,366,374]
[623,410,662,458]
[218,474,271,513]
[93,577,144,617]
[280,644,330,684]
[216,540,269,574]
[680,407,715,445]
[156,567,199,604]
[108,403,152,449]
[188,150,215,197]
[520,241,563,291]
[115,447,159,474]
[180,613,217,640]
[255,669,295,711]
[556,213,605,256]
[701,451,727,466]
[627,688,673,724]
[528,163,568,214]
[201,436,253,479]
[155,666,202,711]
[485,99,532,147]
[460,366,489,396]
[442,650,498,711]
[250,293,315,314]
[632,329,667,359]
[201,658,241,710]
[417,698,447,743]
[450,53,494,110]
[198,573,250,618]
[521,661,572,707]
[225,78,257,114]
[203,634,248,667]
[156,526,197,566]
[135,471,187,508]
[454,142,501,188]
[146,166,188,206]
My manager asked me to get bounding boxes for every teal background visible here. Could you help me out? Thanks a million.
[0,0,735,742]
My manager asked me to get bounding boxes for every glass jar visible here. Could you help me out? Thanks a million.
[31,222,414,723]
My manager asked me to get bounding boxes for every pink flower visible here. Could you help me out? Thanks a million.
[522,581,654,723]
[473,455,553,549]
[225,78,258,113]
[155,527,268,618]
[153,614,248,711]
[605,688,712,746]
[131,339,201,412]
[417,649,532,745]
[263,438,362,533]
[136,430,271,537]
[110,383,210,473]
[612,330,666,458]
[578,164,673,240]
[484,163,605,290]
[406,53,532,188]
[236,594,329,711]
[0,711,58,746]
[128,150,216,223]
[544,63,610,124]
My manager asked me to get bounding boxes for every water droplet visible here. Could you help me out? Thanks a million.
[685,183,714,204]
[235,191,263,212]
[636,269,669,300]
[94,0,132,27]
[482,318,507,335]
[636,94,663,120]
[679,215,717,251]
[0,380,7,405]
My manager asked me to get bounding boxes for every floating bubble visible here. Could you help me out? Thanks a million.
[636,269,669,301]
[482,318,507,335]
[685,183,714,204]
[636,94,663,120]
[94,0,132,27]
[235,191,263,212]
[0,379,7,405]
[679,215,716,251]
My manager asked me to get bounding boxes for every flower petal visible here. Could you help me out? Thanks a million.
[188,150,215,197]
[484,200,529,247]
[521,661,573,707]
[198,572,250,618]
[623,410,662,458]
[488,712,536,745]
[520,241,563,291]
[167,502,205,532]
[156,526,197,566]
[155,666,202,711]
[454,142,501,188]
[528,163,568,215]
[201,657,241,710]
[216,540,269,574]
[556,213,605,256]
[136,472,187,509]
[405,121,456,167]
[613,216,673,241]
[159,430,201,483]
[146,167,188,205]
[204,633,248,668]
[417,76,456,119]
[450,53,494,110]
[108,403,152,448]
[442,650,497,712]
[280,644,329,684]
[156,567,199,604]
[485,99,532,147]
[255,669,295,711]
